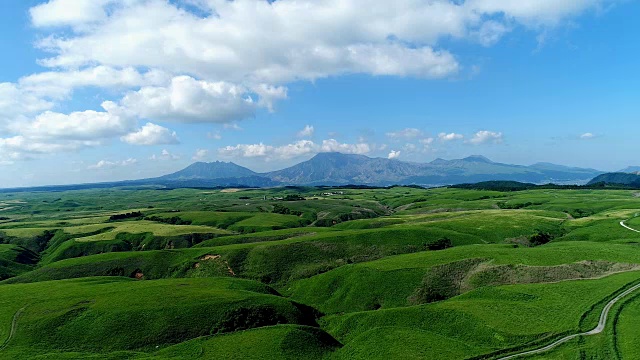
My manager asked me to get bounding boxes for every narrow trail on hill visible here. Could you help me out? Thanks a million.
[0,306,27,352]
[495,220,640,359]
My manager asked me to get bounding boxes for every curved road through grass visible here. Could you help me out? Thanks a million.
[495,220,640,359]
[0,306,27,352]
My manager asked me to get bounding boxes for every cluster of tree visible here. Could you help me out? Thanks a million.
[569,208,595,219]
[496,201,542,210]
[108,212,143,222]
[452,180,640,192]
[283,194,305,201]
[145,216,192,225]
[272,204,303,216]
[426,237,453,251]
[529,231,553,246]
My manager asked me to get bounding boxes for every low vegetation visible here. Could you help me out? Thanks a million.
[1,185,640,358]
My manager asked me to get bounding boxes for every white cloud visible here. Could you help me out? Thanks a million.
[32,1,462,82]
[297,125,315,138]
[118,76,260,123]
[276,140,318,159]
[0,135,100,156]
[88,158,137,170]
[192,149,210,161]
[467,0,611,27]
[223,123,244,131]
[0,101,133,160]
[150,149,180,161]
[219,139,370,161]
[438,132,464,142]
[471,21,511,47]
[15,102,134,141]
[208,131,222,140]
[320,139,371,155]
[580,132,595,139]
[0,0,617,166]
[388,150,401,159]
[19,66,169,99]
[386,128,423,140]
[468,130,504,144]
[30,0,610,85]
[0,83,53,128]
[121,122,179,146]
[402,143,419,153]
[30,0,113,28]
[420,137,435,145]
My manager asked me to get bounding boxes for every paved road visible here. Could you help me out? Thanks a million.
[495,219,640,359]
[620,220,640,233]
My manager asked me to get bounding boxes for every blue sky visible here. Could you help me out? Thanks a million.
[0,0,638,187]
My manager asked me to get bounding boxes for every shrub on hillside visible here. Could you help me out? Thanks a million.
[530,231,553,246]
[108,212,143,222]
[426,237,453,251]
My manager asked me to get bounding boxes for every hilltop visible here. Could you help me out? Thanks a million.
[158,161,257,180]
[588,172,640,187]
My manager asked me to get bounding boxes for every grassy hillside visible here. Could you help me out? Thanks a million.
[1,186,640,358]
[0,277,327,358]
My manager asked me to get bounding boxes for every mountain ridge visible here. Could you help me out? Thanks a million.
[158,152,604,187]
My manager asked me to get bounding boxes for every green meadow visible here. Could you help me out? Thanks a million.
[0,186,639,358]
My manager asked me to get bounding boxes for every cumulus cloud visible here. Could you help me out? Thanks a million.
[223,123,244,131]
[150,149,180,161]
[219,139,371,161]
[0,82,53,128]
[15,102,134,141]
[388,150,401,159]
[118,76,261,123]
[0,135,100,157]
[580,132,595,139]
[438,132,464,142]
[420,137,435,145]
[30,0,113,28]
[121,123,179,146]
[19,66,169,99]
[297,125,315,138]
[88,157,137,170]
[0,0,617,165]
[31,0,606,83]
[192,149,209,161]
[0,101,132,160]
[208,131,222,140]
[320,139,371,154]
[468,130,504,144]
[386,128,423,140]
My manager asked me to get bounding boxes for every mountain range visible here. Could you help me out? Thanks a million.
[152,152,603,188]
[6,152,632,193]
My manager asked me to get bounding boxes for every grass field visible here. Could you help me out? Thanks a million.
[1,186,640,358]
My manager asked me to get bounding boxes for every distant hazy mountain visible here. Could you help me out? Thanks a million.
[266,152,425,185]
[588,172,640,186]
[264,152,602,186]
[1,153,604,192]
[619,166,640,173]
[158,161,257,180]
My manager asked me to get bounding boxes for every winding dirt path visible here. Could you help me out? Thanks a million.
[0,306,27,352]
[495,220,640,359]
